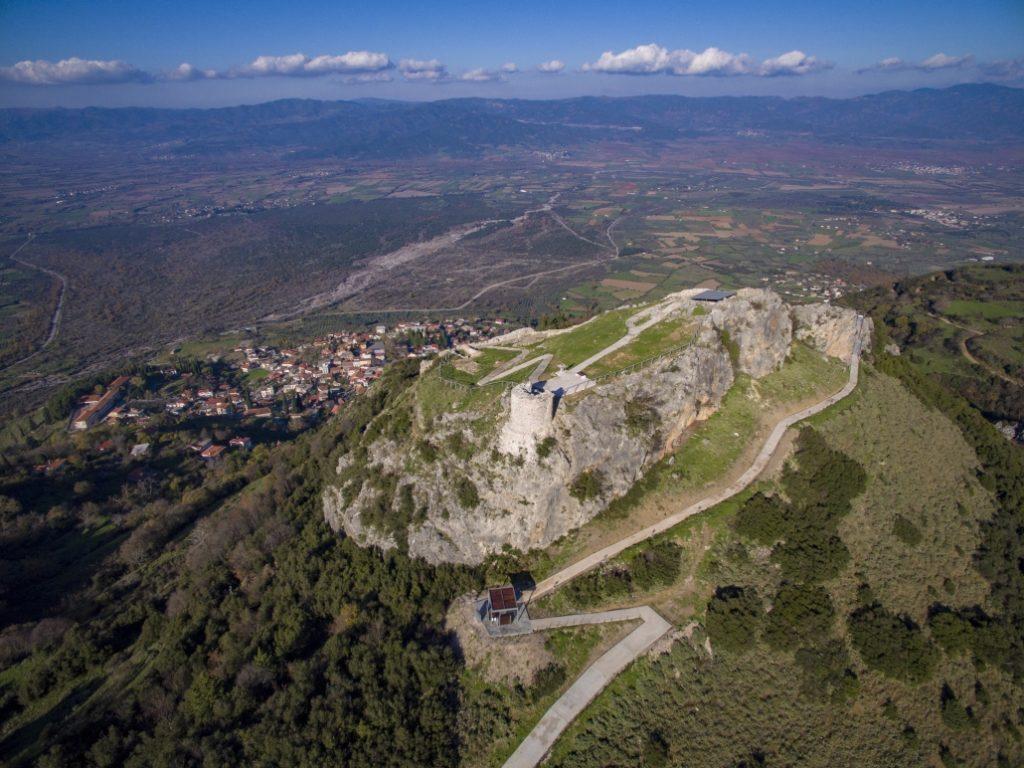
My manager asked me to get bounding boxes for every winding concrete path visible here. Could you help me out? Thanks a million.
[503,607,671,768]
[532,318,863,601]
[501,318,865,768]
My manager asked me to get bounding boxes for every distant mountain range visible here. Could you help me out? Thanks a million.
[1,83,1021,158]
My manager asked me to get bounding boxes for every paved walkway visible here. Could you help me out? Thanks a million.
[503,607,672,768]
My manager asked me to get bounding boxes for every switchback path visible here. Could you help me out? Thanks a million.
[2,235,69,372]
[503,607,671,768]
[501,319,865,768]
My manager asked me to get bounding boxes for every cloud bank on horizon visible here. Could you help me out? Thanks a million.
[1,43,1021,88]
[580,44,830,77]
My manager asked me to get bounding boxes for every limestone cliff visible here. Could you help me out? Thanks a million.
[323,334,733,564]
[793,302,873,362]
[322,287,864,565]
[709,288,793,377]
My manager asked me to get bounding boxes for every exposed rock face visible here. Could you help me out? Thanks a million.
[323,287,864,565]
[793,303,873,363]
[708,288,793,377]
[323,336,734,564]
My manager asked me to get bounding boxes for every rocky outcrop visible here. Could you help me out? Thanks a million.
[323,287,864,565]
[708,288,792,377]
[323,335,734,564]
[793,303,873,363]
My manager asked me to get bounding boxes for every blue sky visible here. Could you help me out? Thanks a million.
[1,0,1021,107]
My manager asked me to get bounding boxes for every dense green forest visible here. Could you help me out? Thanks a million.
[0,362,485,766]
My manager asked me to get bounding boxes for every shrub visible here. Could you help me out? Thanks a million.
[720,329,740,367]
[624,395,659,436]
[417,439,438,463]
[536,436,557,459]
[445,431,475,461]
[732,492,789,544]
[642,731,671,767]
[940,684,974,730]
[569,469,606,502]
[763,583,835,649]
[630,541,682,591]
[455,476,480,509]
[732,429,864,583]
[530,663,567,701]
[893,514,923,546]
[794,640,859,705]
[928,608,976,656]
[848,601,937,683]
[706,586,761,653]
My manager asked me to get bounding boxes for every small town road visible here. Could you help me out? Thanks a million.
[2,234,68,372]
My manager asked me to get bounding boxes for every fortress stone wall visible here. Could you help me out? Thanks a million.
[498,385,556,456]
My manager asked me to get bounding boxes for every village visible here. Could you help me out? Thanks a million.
[37,317,509,476]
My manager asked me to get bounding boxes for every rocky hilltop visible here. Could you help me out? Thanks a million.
[323,288,869,564]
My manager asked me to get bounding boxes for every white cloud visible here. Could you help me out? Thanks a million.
[398,58,448,81]
[236,51,392,78]
[501,62,519,73]
[459,67,504,82]
[166,62,219,81]
[920,52,974,70]
[582,44,828,77]
[858,52,974,74]
[582,44,668,74]
[537,59,566,74]
[671,47,754,76]
[758,50,831,76]
[0,57,151,85]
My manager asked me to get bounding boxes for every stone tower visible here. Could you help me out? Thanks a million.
[498,384,556,456]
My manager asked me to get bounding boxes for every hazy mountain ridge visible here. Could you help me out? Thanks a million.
[1,84,1021,156]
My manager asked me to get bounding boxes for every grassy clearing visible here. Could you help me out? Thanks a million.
[243,368,270,385]
[651,343,845,494]
[527,308,633,369]
[584,315,695,377]
[813,368,993,621]
[944,299,1024,321]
